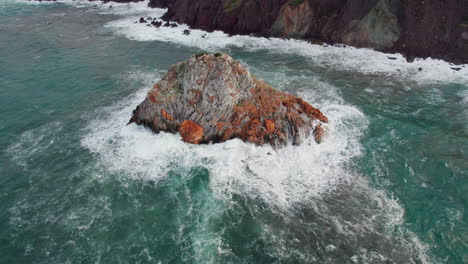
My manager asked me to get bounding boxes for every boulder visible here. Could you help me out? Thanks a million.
[129,54,328,147]
[151,20,163,27]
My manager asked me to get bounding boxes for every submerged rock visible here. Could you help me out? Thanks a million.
[151,20,163,28]
[129,54,328,147]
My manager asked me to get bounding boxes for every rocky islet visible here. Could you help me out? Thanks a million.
[129,53,328,147]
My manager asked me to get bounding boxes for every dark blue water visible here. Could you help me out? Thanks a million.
[0,1,467,263]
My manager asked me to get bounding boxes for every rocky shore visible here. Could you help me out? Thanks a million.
[129,53,328,147]
[160,0,467,64]
[33,0,467,63]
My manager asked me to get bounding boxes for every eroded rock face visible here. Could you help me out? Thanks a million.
[148,0,172,8]
[129,54,328,147]
[162,0,467,63]
[271,0,314,38]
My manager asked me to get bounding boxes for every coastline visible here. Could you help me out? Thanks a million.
[28,0,468,65]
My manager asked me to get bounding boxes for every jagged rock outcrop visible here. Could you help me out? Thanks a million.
[161,0,468,63]
[162,0,289,36]
[129,53,328,147]
[270,0,314,38]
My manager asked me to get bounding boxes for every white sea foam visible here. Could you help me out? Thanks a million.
[85,1,467,85]
[77,67,434,262]
[80,69,364,207]
[20,0,468,84]
[15,0,439,260]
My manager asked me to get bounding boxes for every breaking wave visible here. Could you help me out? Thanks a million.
[79,69,433,263]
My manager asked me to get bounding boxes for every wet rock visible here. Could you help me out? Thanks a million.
[139,17,147,23]
[129,53,328,147]
[148,0,172,8]
[271,0,314,38]
[451,67,462,71]
[313,125,326,144]
[151,20,162,28]
[341,0,401,49]
[183,29,191,35]
[179,120,204,144]
[162,0,467,64]
[170,23,178,28]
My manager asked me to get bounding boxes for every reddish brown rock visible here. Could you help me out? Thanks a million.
[160,109,174,121]
[179,120,204,144]
[265,119,275,134]
[129,53,328,147]
[313,125,326,144]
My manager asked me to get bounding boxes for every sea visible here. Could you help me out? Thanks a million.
[0,1,467,263]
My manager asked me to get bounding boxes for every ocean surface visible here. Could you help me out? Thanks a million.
[0,1,467,263]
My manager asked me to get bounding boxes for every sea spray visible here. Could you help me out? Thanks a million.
[3,1,464,262]
[79,68,433,262]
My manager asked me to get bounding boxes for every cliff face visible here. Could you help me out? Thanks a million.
[148,0,172,8]
[129,53,328,147]
[162,0,468,63]
[162,0,289,35]
[389,0,467,63]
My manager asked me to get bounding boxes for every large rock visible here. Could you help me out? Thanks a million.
[162,0,289,36]
[129,53,328,147]
[270,0,314,38]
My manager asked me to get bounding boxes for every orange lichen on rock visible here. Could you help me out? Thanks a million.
[313,125,326,143]
[265,119,275,133]
[227,78,327,145]
[148,92,158,103]
[179,120,204,144]
[296,98,328,123]
[130,54,328,147]
[160,109,174,121]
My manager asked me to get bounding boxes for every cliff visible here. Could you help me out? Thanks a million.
[161,0,468,63]
[34,0,466,63]
[129,53,328,146]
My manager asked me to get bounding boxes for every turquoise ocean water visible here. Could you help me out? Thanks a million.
[0,1,467,263]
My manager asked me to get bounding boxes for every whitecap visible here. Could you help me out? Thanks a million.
[79,68,434,262]
[96,1,468,85]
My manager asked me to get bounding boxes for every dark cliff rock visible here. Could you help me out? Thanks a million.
[102,0,144,3]
[148,0,172,8]
[388,0,468,63]
[162,0,289,35]
[129,53,328,147]
[162,0,468,63]
[33,0,467,62]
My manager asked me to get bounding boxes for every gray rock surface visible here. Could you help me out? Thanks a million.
[129,53,328,146]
